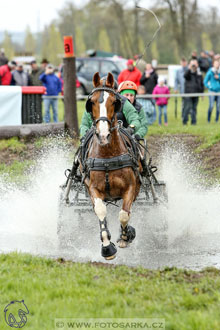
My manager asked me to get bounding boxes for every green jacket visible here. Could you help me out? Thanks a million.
[80,98,140,137]
[134,102,148,138]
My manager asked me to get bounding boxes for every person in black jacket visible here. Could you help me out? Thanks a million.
[183,59,204,125]
[198,51,210,75]
[140,63,158,94]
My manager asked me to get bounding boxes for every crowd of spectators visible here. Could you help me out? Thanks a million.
[1,48,220,125]
[119,50,220,126]
[0,52,61,123]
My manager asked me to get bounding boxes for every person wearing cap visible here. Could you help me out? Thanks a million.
[118,81,148,140]
[117,59,142,87]
[140,63,158,95]
[80,77,140,137]
[11,63,31,86]
[41,58,49,70]
[39,64,62,123]
[30,60,44,86]
[152,76,170,126]
[0,61,16,85]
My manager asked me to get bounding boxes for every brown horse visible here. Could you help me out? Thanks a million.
[82,72,141,260]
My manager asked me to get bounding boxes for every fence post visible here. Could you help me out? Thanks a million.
[63,36,79,137]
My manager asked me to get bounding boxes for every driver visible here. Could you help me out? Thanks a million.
[117,80,148,140]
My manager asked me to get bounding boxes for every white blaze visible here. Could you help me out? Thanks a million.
[99,91,109,136]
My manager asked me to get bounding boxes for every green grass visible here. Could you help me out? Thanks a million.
[0,160,33,184]
[0,137,26,153]
[0,253,220,329]
[147,95,220,149]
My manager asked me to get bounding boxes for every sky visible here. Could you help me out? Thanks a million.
[0,0,219,33]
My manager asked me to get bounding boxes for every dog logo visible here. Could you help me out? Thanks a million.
[4,300,29,328]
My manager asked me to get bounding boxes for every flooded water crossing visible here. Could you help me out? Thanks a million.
[1,141,220,270]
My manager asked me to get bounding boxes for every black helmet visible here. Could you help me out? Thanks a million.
[101,75,118,91]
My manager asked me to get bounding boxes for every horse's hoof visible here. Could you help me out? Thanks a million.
[118,239,129,248]
[101,242,117,259]
[117,225,136,247]
[105,254,116,260]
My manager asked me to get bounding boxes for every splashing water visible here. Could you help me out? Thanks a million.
[0,137,70,255]
[1,137,220,269]
[160,142,220,241]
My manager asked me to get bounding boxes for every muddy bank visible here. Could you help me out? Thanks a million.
[1,135,220,177]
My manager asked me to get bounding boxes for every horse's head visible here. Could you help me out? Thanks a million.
[85,72,121,146]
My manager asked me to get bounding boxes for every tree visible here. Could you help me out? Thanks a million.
[162,0,199,56]
[151,41,159,60]
[2,31,14,59]
[201,32,213,52]
[41,24,63,66]
[48,24,63,65]
[24,26,36,54]
[98,28,111,52]
[75,27,86,56]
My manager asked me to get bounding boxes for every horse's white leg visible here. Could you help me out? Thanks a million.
[91,194,117,260]
[94,198,109,247]
[118,189,136,248]
[118,210,130,248]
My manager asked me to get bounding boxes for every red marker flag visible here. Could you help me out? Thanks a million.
[63,36,74,57]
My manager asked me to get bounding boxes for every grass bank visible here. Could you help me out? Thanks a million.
[0,253,220,330]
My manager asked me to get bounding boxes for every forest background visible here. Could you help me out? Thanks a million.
[0,0,218,66]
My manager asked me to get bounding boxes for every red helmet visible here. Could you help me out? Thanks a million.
[118,81,138,94]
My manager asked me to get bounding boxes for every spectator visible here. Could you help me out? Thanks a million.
[214,54,220,61]
[12,63,31,86]
[140,63,158,94]
[208,51,215,67]
[137,85,156,125]
[30,60,44,86]
[190,50,198,60]
[117,59,142,86]
[183,59,204,125]
[198,51,210,74]
[204,59,220,123]
[152,76,170,126]
[41,58,49,70]
[0,48,8,66]
[0,61,16,85]
[39,64,62,123]
[174,57,188,118]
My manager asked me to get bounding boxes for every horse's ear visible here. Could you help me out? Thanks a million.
[106,72,114,88]
[93,72,101,87]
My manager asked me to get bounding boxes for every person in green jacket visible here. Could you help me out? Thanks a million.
[117,80,148,140]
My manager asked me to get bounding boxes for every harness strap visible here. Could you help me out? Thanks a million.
[85,153,137,172]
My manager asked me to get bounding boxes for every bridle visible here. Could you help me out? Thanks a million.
[85,86,122,132]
